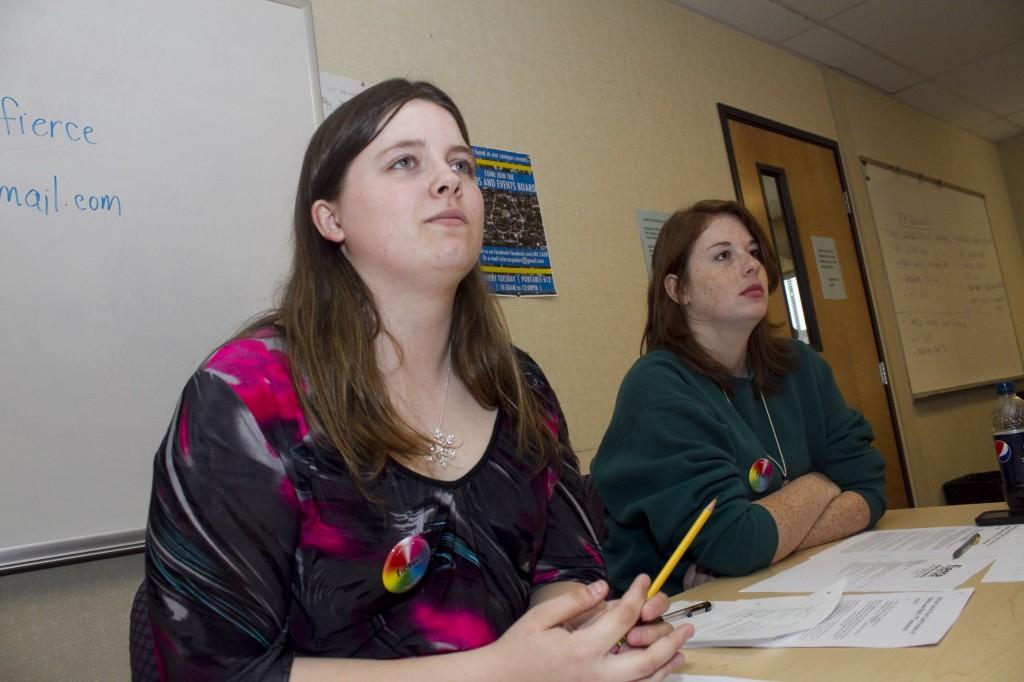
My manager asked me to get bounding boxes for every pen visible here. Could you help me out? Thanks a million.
[666,600,713,622]
[613,498,717,652]
[952,532,980,559]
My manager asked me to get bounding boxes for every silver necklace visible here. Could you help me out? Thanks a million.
[758,391,788,479]
[723,388,788,479]
[426,347,460,469]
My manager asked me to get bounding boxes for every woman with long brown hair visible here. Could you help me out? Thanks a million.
[143,79,692,680]
[592,200,886,596]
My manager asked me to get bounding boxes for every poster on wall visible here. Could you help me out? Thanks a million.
[636,209,671,278]
[810,235,848,300]
[472,146,556,296]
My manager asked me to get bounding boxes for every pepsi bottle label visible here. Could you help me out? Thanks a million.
[994,429,1024,510]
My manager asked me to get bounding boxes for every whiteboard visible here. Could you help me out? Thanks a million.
[0,0,321,571]
[862,159,1024,398]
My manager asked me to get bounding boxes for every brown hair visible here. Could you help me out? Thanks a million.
[643,199,794,394]
[242,79,562,483]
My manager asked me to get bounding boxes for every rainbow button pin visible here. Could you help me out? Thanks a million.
[382,535,431,594]
[748,457,774,493]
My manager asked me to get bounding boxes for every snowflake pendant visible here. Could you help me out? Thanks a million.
[427,428,458,469]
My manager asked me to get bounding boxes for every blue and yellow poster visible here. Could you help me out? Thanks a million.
[472,146,556,296]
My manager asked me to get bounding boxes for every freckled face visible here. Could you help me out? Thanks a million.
[677,214,769,334]
[324,99,484,290]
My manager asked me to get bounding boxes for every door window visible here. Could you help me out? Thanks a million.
[758,167,822,350]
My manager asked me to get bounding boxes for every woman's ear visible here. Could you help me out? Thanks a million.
[311,199,345,243]
[664,273,687,306]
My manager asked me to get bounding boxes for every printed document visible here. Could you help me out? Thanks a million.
[742,526,1006,592]
[669,585,971,649]
[756,589,972,648]
[667,582,844,647]
[820,525,1018,557]
[742,554,990,592]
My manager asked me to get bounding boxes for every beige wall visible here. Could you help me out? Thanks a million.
[999,132,1024,242]
[825,72,1024,505]
[6,1,1023,678]
[313,0,1024,506]
[313,0,838,460]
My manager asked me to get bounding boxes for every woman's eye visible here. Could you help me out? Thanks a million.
[750,248,762,260]
[451,158,474,174]
[391,156,415,170]
[714,250,731,261]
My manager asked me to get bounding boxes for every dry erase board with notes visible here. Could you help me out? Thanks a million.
[861,158,1024,398]
[0,0,321,571]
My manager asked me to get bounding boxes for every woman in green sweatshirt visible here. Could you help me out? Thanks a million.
[592,199,886,596]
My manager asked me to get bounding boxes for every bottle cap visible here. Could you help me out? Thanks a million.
[997,380,1015,395]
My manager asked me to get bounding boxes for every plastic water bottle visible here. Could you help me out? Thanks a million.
[992,381,1024,510]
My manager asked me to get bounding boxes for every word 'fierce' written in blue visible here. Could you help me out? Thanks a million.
[1,176,122,216]
[1,96,97,144]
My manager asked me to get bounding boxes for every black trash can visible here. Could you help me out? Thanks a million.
[942,471,1004,505]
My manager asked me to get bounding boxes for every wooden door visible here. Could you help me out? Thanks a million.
[723,111,910,508]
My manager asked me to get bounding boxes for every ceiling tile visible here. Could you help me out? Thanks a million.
[936,42,1024,116]
[972,118,1024,142]
[776,0,863,22]
[784,26,920,93]
[1009,111,1024,128]
[671,0,813,42]
[895,82,997,129]
[827,0,1024,77]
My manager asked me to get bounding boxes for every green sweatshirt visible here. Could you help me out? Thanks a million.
[592,340,886,595]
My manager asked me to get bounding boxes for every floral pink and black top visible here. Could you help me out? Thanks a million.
[144,329,605,680]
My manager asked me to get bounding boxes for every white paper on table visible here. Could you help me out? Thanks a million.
[981,542,1024,582]
[668,581,844,647]
[743,552,991,593]
[974,525,1024,582]
[820,525,1021,559]
[756,588,972,648]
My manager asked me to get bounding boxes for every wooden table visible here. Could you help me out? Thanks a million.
[674,503,1023,681]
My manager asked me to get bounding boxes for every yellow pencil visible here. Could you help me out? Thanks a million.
[647,497,717,598]
[612,497,717,652]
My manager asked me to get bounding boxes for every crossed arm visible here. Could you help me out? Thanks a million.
[754,474,871,563]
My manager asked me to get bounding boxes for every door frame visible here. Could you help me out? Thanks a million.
[718,103,915,507]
